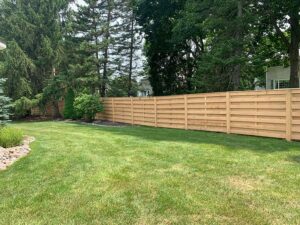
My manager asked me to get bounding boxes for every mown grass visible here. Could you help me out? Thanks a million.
[0,121,299,225]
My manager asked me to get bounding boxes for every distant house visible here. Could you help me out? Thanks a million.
[137,78,153,97]
[266,66,300,90]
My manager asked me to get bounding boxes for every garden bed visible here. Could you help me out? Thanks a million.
[0,136,35,170]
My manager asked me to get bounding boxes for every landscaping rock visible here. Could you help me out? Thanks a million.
[0,136,35,171]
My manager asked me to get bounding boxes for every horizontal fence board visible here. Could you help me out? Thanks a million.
[98,89,300,141]
[32,89,300,141]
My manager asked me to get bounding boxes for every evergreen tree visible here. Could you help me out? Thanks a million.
[68,0,124,96]
[0,78,11,126]
[63,88,75,119]
[0,0,70,96]
[100,0,113,97]
[117,0,144,96]
[107,76,138,97]
[68,0,104,94]
[2,41,34,100]
[185,0,252,92]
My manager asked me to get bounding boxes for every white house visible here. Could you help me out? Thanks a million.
[137,78,153,97]
[265,49,300,90]
[266,66,300,89]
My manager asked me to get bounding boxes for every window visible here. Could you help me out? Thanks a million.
[271,80,289,89]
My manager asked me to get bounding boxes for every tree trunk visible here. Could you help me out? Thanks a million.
[232,0,243,91]
[52,100,61,119]
[289,9,300,88]
[92,7,102,95]
[128,13,134,96]
[101,1,112,97]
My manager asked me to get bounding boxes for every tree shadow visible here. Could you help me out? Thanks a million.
[68,122,300,154]
[287,155,300,164]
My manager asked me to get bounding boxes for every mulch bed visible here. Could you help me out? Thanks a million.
[79,120,130,127]
[18,116,53,122]
[0,136,35,171]
[18,116,130,127]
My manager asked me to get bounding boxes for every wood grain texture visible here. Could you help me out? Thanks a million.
[32,89,300,141]
[97,89,300,141]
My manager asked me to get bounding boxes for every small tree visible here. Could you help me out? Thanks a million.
[63,88,75,119]
[13,97,33,119]
[74,94,103,122]
[0,79,11,126]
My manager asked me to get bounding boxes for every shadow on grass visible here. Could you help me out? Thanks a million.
[287,155,300,163]
[65,122,300,154]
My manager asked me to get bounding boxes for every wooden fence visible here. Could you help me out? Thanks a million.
[96,89,300,141]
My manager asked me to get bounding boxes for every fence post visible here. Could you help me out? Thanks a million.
[131,97,134,125]
[286,90,292,141]
[154,97,157,127]
[184,95,188,130]
[112,98,115,123]
[204,95,207,130]
[226,92,231,134]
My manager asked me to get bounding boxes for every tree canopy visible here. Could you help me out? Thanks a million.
[0,0,298,113]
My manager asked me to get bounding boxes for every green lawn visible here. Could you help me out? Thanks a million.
[0,122,299,225]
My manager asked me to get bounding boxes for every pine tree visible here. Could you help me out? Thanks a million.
[2,41,34,100]
[99,0,125,96]
[117,0,144,96]
[68,0,104,94]
[0,0,70,97]
[100,0,113,97]
[68,0,125,97]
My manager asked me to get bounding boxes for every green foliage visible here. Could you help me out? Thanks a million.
[74,94,103,121]
[137,0,300,94]
[42,76,65,118]
[1,41,34,100]
[12,94,47,119]
[137,0,191,95]
[107,76,138,97]
[63,89,75,119]
[0,126,23,148]
[32,94,44,110]
[0,78,11,126]
[0,0,70,97]
[67,0,115,96]
[13,97,34,119]
[1,0,298,101]
[42,76,65,102]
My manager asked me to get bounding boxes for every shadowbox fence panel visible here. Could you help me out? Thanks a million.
[96,89,300,141]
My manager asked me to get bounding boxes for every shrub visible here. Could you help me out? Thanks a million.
[74,94,103,122]
[0,127,23,148]
[13,97,33,119]
[63,89,75,119]
[13,95,44,119]
[32,94,44,110]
